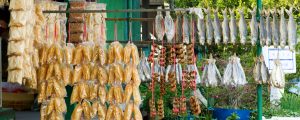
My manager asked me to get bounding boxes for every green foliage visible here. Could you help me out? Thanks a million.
[226,112,240,120]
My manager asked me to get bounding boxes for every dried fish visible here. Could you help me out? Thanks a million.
[253,55,269,84]
[155,7,164,41]
[249,7,258,46]
[223,55,247,86]
[238,8,247,44]
[222,8,230,44]
[286,7,297,51]
[270,59,285,88]
[183,14,190,44]
[202,55,222,87]
[259,11,267,46]
[213,8,222,44]
[175,13,182,43]
[195,8,206,45]
[229,8,237,44]
[165,9,175,43]
[271,9,279,48]
[279,8,287,48]
[204,8,214,45]
[265,10,272,46]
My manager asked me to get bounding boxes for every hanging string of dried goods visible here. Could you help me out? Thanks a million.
[179,14,187,116]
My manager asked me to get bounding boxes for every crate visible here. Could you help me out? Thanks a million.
[2,92,34,111]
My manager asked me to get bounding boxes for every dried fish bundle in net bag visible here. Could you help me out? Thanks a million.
[98,85,106,105]
[253,55,269,84]
[97,102,107,119]
[88,82,98,101]
[106,86,114,104]
[97,66,108,86]
[202,55,222,87]
[123,83,133,104]
[124,102,133,120]
[92,44,107,65]
[114,85,123,104]
[72,45,83,65]
[270,59,285,88]
[189,96,201,115]
[63,43,75,65]
[114,105,124,120]
[222,55,247,87]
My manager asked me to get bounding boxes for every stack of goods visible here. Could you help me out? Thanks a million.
[69,0,85,43]
[7,0,37,89]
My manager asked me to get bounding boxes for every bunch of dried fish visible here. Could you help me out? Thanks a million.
[253,55,269,84]
[202,54,222,87]
[164,7,175,43]
[155,7,165,41]
[270,59,285,88]
[249,7,258,46]
[222,54,247,87]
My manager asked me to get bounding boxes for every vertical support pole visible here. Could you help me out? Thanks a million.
[256,0,263,120]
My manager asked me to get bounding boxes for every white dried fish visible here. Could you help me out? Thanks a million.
[279,8,287,48]
[259,11,267,46]
[196,8,206,45]
[223,55,247,87]
[271,9,279,48]
[202,55,222,87]
[265,10,272,46]
[249,7,258,46]
[155,7,164,41]
[213,8,222,44]
[205,8,214,45]
[183,14,190,44]
[164,10,175,43]
[260,56,269,84]
[238,8,247,45]
[229,8,237,44]
[270,59,285,88]
[253,58,261,83]
[222,8,230,44]
[286,7,297,51]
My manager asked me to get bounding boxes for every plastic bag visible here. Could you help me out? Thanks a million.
[106,86,114,104]
[46,98,55,115]
[64,43,75,64]
[132,86,141,106]
[72,65,82,84]
[99,48,107,66]
[108,65,115,85]
[114,105,123,120]
[9,0,33,11]
[82,100,92,120]
[90,65,98,80]
[7,41,25,56]
[54,98,67,113]
[133,104,143,120]
[79,83,89,100]
[97,103,106,119]
[124,102,133,120]
[98,66,108,85]
[71,85,80,105]
[123,43,132,64]
[8,70,23,84]
[124,63,133,83]
[48,112,64,120]
[38,82,46,103]
[202,56,222,87]
[98,86,106,105]
[130,44,140,66]
[105,105,114,120]
[82,64,90,81]
[114,85,123,104]
[71,104,83,120]
[132,66,141,86]
[32,49,39,68]
[108,41,123,63]
[114,63,124,83]
[91,102,98,118]
[82,43,93,63]
[40,104,47,120]
[7,56,23,70]
[54,63,62,80]
[9,11,28,27]
[53,79,66,97]
[39,44,49,65]
[38,65,47,83]
[61,65,71,86]
[123,83,133,104]
[72,45,83,64]
[9,26,26,41]
[89,83,98,101]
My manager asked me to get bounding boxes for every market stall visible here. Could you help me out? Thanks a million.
[2,0,298,120]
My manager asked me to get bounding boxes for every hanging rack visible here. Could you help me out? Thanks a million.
[43,8,190,13]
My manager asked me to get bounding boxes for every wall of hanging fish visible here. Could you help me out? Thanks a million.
[154,7,298,50]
